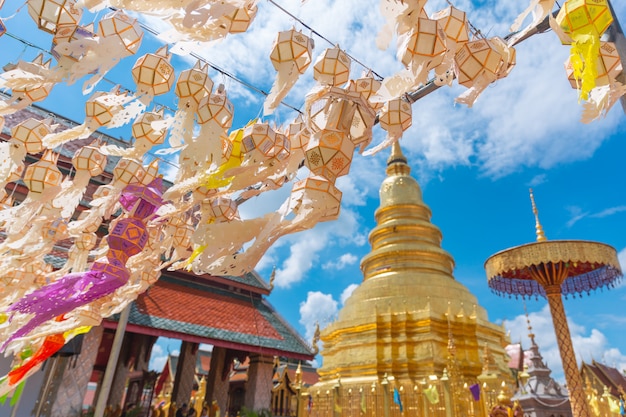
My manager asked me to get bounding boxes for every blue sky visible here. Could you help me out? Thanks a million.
[1,0,625,383]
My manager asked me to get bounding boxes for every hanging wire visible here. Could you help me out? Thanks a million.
[265,0,385,81]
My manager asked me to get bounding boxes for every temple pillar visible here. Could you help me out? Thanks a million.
[49,327,104,417]
[244,354,274,411]
[171,341,199,407]
[204,346,231,415]
[107,333,133,409]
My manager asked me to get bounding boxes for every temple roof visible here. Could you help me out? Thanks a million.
[583,360,626,397]
[104,275,314,360]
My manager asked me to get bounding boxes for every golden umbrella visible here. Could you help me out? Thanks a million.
[484,190,622,417]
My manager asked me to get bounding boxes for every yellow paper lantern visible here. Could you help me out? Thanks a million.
[556,0,613,40]
[224,2,258,34]
[378,98,412,134]
[196,88,234,130]
[454,38,504,87]
[10,118,54,154]
[313,47,351,87]
[132,46,175,97]
[131,110,166,146]
[176,61,213,107]
[27,0,82,34]
[72,145,106,177]
[23,150,62,194]
[432,6,469,44]
[304,130,355,183]
[289,175,342,222]
[52,23,96,61]
[98,10,143,56]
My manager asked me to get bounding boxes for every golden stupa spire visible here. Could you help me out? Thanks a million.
[386,140,410,176]
[529,189,547,242]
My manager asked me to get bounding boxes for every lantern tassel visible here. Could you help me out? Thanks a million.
[264,62,300,115]
[570,32,600,101]
[580,81,626,123]
[42,123,92,149]
[507,0,556,46]
[168,107,195,149]
[454,72,497,108]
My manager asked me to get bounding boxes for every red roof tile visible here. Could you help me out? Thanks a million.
[136,280,283,340]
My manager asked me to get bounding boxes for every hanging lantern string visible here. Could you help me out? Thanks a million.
[265,0,385,81]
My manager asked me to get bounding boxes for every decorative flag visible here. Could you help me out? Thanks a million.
[393,387,403,412]
[424,385,439,405]
[469,383,481,401]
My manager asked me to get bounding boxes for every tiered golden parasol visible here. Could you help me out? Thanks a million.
[484,190,622,417]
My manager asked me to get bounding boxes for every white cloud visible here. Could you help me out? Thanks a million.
[340,283,359,305]
[527,174,547,187]
[618,247,626,277]
[299,291,339,340]
[504,304,626,383]
[322,253,358,270]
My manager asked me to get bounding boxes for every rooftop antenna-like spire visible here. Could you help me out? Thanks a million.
[529,188,547,242]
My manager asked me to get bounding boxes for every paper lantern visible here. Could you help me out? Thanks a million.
[285,118,311,151]
[51,23,96,61]
[399,17,447,66]
[98,10,143,56]
[131,110,166,146]
[75,210,102,234]
[565,41,622,88]
[556,0,613,41]
[75,232,97,251]
[204,197,238,222]
[42,217,68,240]
[171,220,193,249]
[23,150,62,194]
[113,158,145,185]
[11,55,54,103]
[455,38,504,87]
[304,130,355,182]
[220,134,233,164]
[11,118,54,154]
[241,122,277,159]
[224,2,258,33]
[196,87,234,130]
[352,73,384,111]
[175,61,213,107]
[289,175,343,222]
[313,47,351,86]
[87,89,127,126]
[72,145,106,177]
[432,6,469,44]
[0,54,54,112]
[264,29,313,114]
[132,45,174,98]
[272,132,291,162]
[27,0,82,34]
[378,98,412,134]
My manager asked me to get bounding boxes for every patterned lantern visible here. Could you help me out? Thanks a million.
[454,38,503,87]
[556,0,614,100]
[11,118,54,154]
[75,232,97,251]
[556,0,613,42]
[132,45,175,98]
[364,97,412,156]
[51,23,96,61]
[87,89,127,126]
[113,158,145,186]
[98,10,143,56]
[352,73,384,111]
[27,0,82,34]
[241,122,277,160]
[304,130,355,183]
[175,61,213,108]
[0,54,54,112]
[224,2,258,33]
[289,175,342,222]
[172,221,193,249]
[204,197,238,222]
[313,47,351,87]
[11,56,54,104]
[132,110,166,146]
[197,86,234,131]
[42,218,68,240]
[432,6,469,44]
[565,41,622,88]
[271,132,291,162]
[23,150,62,194]
[72,145,106,177]
[286,117,311,151]
[220,133,233,165]
[264,29,313,114]
[398,17,446,71]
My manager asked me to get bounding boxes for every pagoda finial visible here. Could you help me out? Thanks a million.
[269,266,276,291]
[523,301,537,346]
[386,140,410,176]
[311,322,320,354]
[529,189,547,242]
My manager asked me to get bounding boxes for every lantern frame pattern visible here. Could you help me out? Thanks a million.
[175,61,213,107]
[313,47,352,87]
[72,145,106,178]
[27,0,82,34]
[23,150,62,194]
[197,90,235,130]
[556,0,613,40]
[289,175,343,222]
[304,130,355,183]
[565,41,623,88]
[11,118,54,154]
[132,46,175,98]
[224,2,258,34]
[51,23,96,61]
[454,38,504,87]
[98,10,144,56]
[432,5,470,44]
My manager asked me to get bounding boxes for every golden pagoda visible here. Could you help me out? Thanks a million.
[315,142,512,391]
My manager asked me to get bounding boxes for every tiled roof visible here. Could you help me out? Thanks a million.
[106,276,313,360]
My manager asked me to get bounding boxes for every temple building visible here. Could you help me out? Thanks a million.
[309,142,514,415]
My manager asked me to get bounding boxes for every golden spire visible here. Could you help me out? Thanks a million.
[529,189,547,242]
[385,140,410,176]
[269,266,276,291]
[523,301,537,346]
